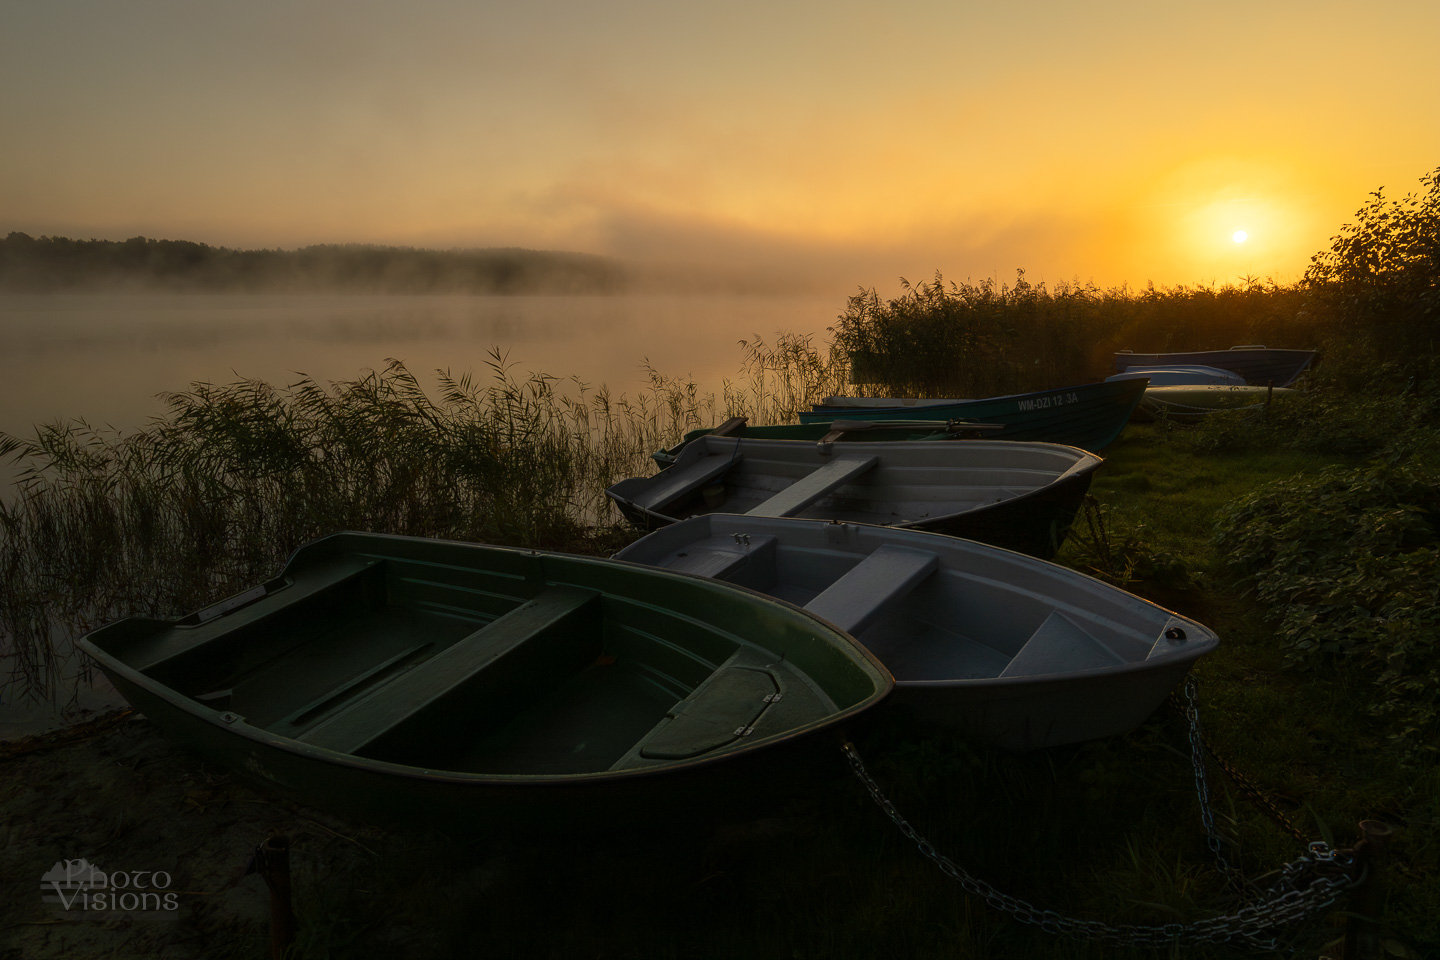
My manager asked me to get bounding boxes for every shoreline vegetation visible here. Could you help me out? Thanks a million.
[2,169,1437,957]
[0,233,628,295]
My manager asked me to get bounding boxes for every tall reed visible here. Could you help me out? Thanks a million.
[724,331,852,422]
[0,355,720,703]
[832,272,1314,399]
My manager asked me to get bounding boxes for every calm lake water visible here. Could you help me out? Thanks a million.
[0,292,841,443]
[0,291,841,734]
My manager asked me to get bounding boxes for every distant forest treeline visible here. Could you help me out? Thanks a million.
[0,233,629,294]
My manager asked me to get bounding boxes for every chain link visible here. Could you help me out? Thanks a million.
[842,736,1362,948]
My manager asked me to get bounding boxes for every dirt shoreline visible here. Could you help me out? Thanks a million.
[2,714,391,959]
[1,712,848,960]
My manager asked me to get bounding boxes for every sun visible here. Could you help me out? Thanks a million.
[1233,229,1249,244]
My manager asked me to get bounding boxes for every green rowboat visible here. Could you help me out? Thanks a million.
[78,532,892,831]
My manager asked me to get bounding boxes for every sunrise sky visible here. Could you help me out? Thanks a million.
[4,0,1439,291]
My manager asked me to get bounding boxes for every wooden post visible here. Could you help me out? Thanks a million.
[1342,820,1393,960]
[257,835,296,960]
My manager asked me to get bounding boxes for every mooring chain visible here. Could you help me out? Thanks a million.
[1170,679,1310,845]
[1181,676,1243,883]
[841,741,1361,948]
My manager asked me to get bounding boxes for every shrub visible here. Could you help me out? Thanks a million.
[1214,463,1440,756]
[1182,363,1440,460]
[1301,166,1440,379]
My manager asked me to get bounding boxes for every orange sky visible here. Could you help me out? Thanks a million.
[4,0,1438,291]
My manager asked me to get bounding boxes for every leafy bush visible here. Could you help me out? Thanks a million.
[1182,363,1440,460]
[1214,463,1440,756]
[1301,167,1440,378]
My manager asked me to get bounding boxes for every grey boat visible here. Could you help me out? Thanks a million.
[1115,346,1316,387]
[615,516,1219,750]
[605,436,1103,559]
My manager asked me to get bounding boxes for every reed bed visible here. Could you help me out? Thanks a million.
[0,336,853,706]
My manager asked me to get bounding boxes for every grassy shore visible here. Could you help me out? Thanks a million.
[3,418,1435,960]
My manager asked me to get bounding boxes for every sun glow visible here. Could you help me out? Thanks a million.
[1233,230,1249,243]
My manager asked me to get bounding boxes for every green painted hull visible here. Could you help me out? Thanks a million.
[79,533,891,832]
[797,379,1148,451]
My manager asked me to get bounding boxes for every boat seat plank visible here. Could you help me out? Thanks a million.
[297,586,602,754]
[745,455,878,518]
[629,453,739,513]
[804,545,939,635]
[708,416,748,437]
[816,420,893,442]
[999,611,1125,678]
[273,642,434,731]
[133,556,383,673]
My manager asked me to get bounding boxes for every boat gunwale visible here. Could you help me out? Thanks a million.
[807,377,1149,412]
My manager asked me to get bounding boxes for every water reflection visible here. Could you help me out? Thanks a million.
[0,292,838,439]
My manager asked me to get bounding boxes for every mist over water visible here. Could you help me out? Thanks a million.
[0,292,841,443]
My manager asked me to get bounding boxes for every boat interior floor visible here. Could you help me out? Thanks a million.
[115,555,844,777]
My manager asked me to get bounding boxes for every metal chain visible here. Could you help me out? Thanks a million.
[1181,676,1240,881]
[1169,680,1309,844]
[841,740,1362,948]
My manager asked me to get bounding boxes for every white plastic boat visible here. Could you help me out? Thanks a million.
[615,516,1219,750]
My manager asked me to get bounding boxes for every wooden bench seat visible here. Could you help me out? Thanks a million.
[746,455,878,518]
[297,586,602,755]
[803,545,939,634]
[134,556,383,674]
[629,452,739,513]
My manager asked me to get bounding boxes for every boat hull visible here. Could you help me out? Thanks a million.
[79,533,891,832]
[799,379,1148,451]
[96,667,867,828]
[1105,364,1245,386]
[1133,384,1294,422]
[615,516,1218,750]
[1115,347,1316,387]
[651,420,990,470]
[607,438,1103,560]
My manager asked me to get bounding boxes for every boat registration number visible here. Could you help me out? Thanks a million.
[1016,392,1080,411]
